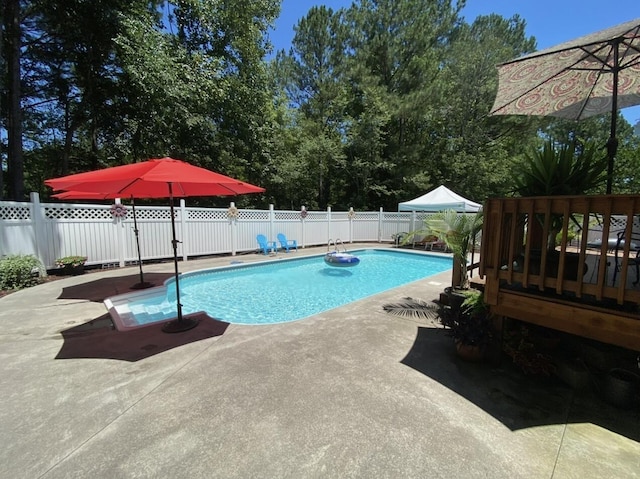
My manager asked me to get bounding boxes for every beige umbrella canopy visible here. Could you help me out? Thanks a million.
[490,18,640,193]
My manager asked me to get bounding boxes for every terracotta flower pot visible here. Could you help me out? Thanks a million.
[455,341,484,362]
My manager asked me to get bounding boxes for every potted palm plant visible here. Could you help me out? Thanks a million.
[511,139,608,280]
[513,139,607,247]
[425,210,483,291]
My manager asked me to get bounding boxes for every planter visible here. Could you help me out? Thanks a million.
[444,286,467,311]
[580,341,615,372]
[61,264,85,276]
[602,368,639,409]
[455,341,484,362]
[556,358,591,390]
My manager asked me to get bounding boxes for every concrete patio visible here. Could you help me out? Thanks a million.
[0,245,638,478]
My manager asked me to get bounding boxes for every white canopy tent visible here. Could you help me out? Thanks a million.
[398,185,482,212]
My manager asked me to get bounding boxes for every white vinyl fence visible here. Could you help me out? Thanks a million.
[0,193,435,269]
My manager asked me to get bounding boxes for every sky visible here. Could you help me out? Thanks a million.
[270,0,640,124]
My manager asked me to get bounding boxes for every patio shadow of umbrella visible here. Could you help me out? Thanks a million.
[55,313,229,362]
[400,326,640,441]
[57,273,174,303]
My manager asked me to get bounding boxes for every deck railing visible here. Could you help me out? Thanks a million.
[480,194,640,350]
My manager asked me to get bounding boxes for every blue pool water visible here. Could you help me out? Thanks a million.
[125,249,451,326]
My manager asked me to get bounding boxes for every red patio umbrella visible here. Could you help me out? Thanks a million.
[46,157,265,333]
[52,190,154,290]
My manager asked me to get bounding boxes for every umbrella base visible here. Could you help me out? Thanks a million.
[130,281,155,290]
[162,316,200,333]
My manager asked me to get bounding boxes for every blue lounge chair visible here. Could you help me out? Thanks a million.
[277,233,298,252]
[257,234,277,255]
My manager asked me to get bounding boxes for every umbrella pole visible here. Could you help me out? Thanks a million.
[129,197,154,290]
[162,184,199,333]
[606,41,621,195]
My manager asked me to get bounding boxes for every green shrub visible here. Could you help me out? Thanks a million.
[0,255,45,290]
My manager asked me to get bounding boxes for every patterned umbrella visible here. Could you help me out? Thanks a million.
[46,157,265,332]
[490,18,640,193]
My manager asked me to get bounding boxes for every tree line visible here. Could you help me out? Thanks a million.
[2,0,639,209]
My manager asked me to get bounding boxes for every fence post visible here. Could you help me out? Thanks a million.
[180,199,188,261]
[269,204,275,240]
[230,202,237,256]
[115,198,126,267]
[327,206,332,243]
[29,192,46,266]
[301,206,307,249]
[348,207,354,243]
[378,207,383,242]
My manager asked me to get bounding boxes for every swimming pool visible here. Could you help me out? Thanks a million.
[104,249,451,329]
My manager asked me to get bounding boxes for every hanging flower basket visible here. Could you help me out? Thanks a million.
[347,208,356,219]
[300,209,308,219]
[110,204,128,218]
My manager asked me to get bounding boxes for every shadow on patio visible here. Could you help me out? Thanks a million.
[57,272,174,302]
[55,313,229,362]
[401,326,640,442]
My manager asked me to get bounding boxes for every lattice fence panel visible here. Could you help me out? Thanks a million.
[44,204,112,220]
[304,212,329,221]
[188,208,227,221]
[585,214,640,244]
[274,211,302,221]
[129,207,173,221]
[0,204,31,221]
[239,210,270,221]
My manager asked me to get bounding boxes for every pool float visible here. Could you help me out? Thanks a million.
[324,251,360,267]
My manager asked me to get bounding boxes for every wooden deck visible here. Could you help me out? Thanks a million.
[480,195,640,351]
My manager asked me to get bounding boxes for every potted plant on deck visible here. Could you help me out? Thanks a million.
[55,255,87,275]
[438,288,493,361]
[512,139,607,269]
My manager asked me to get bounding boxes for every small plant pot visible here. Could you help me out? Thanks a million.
[61,264,85,276]
[444,287,466,311]
[556,358,591,390]
[455,341,484,362]
[602,368,639,409]
[580,341,615,372]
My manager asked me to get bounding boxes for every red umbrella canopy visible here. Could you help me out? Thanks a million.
[45,157,265,198]
[52,191,115,200]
